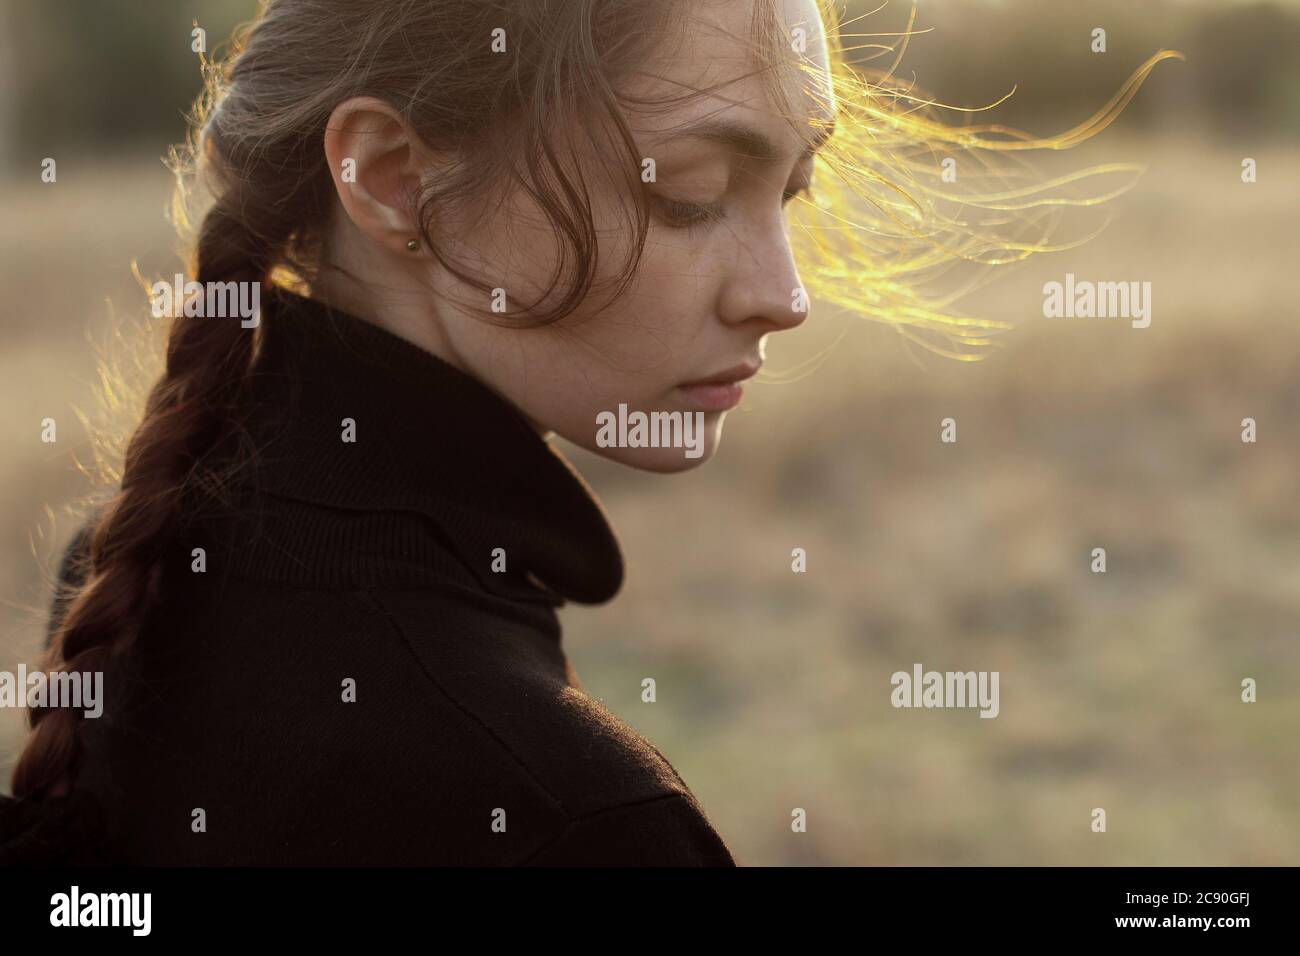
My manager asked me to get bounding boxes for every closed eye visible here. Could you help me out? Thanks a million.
[654,197,726,229]
[653,180,814,231]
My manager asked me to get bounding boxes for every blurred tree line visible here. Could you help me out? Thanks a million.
[846,0,1300,140]
[0,0,1296,172]
[0,0,251,168]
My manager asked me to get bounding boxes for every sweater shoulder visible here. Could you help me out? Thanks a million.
[371,585,737,865]
[522,791,736,866]
[77,572,730,864]
[367,587,702,819]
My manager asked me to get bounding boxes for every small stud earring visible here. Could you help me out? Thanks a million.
[406,238,420,252]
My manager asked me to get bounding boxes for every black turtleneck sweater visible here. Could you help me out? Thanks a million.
[2,286,735,866]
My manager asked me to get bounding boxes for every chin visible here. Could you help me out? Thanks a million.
[567,412,726,472]
[617,443,717,473]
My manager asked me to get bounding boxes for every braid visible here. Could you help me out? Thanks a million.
[10,0,337,801]
[10,204,278,800]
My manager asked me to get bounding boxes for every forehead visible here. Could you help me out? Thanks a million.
[625,0,836,155]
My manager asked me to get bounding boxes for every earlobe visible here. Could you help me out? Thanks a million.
[323,96,427,256]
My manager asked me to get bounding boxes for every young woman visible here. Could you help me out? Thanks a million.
[1,0,1174,865]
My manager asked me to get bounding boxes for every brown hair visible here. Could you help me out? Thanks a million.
[12,0,1178,799]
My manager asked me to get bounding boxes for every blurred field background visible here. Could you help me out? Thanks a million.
[1,0,1297,864]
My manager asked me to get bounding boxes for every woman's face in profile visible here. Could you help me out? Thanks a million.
[416,0,836,472]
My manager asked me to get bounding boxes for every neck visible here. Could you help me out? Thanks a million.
[309,259,553,441]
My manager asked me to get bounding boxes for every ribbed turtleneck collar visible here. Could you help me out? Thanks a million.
[231,285,624,605]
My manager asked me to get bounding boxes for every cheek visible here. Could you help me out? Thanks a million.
[575,235,720,367]
[444,261,732,473]
[513,230,719,392]
[443,192,728,444]
[457,176,721,365]
[511,328,665,434]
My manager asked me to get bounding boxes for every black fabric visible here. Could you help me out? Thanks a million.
[2,286,735,866]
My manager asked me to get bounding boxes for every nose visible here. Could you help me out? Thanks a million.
[714,215,810,333]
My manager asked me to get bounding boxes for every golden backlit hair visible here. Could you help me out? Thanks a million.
[783,1,1182,365]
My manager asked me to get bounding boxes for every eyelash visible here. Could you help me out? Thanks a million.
[655,184,816,232]
[657,198,725,230]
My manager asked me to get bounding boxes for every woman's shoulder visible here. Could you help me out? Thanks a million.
[368,586,698,806]
[87,581,732,864]
[296,586,737,864]
[521,789,736,866]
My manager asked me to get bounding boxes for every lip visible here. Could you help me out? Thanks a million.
[675,361,761,412]
[678,361,762,388]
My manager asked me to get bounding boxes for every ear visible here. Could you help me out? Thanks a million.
[323,96,429,257]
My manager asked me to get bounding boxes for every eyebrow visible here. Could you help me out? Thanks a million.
[659,116,836,164]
